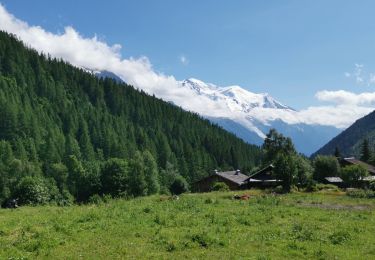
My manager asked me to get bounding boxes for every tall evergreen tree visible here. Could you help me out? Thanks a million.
[360,138,371,163]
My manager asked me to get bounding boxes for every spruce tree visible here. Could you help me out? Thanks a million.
[360,139,371,162]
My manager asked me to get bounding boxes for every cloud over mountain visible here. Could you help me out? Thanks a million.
[0,3,373,131]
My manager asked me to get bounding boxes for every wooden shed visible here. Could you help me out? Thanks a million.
[193,170,249,192]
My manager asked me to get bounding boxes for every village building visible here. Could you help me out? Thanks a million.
[246,165,281,188]
[323,177,345,188]
[193,165,280,192]
[341,157,375,175]
[194,169,249,192]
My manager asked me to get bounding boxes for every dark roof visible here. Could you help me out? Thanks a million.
[215,170,249,185]
[249,164,275,178]
[342,157,375,175]
[324,177,343,183]
[247,164,280,182]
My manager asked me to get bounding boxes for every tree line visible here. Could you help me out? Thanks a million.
[261,129,370,192]
[0,31,262,205]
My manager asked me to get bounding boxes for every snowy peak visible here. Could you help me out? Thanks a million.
[180,78,293,111]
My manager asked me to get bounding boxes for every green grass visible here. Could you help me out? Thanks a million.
[1,190,375,259]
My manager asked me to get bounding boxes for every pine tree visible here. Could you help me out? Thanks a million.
[143,150,160,195]
[360,139,371,162]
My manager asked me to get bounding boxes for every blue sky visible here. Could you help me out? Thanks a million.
[1,0,375,110]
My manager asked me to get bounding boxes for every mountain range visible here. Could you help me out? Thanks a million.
[97,72,341,155]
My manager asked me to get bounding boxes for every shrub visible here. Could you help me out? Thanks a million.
[14,176,52,205]
[274,185,284,194]
[346,189,375,198]
[211,182,229,192]
[315,184,340,192]
[88,194,103,204]
[170,175,189,195]
[341,165,368,187]
[329,230,351,245]
[305,179,318,192]
[313,155,340,182]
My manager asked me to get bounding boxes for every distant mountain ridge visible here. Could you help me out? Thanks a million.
[179,78,341,155]
[312,110,375,158]
[91,72,341,155]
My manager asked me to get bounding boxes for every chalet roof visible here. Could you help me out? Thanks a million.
[362,175,375,181]
[246,164,280,182]
[215,170,249,185]
[342,157,375,175]
[248,164,275,178]
[324,177,343,183]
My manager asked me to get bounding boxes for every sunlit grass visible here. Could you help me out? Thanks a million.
[0,190,374,259]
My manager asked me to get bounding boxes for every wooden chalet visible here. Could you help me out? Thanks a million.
[194,165,280,192]
[245,164,281,188]
[341,157,375,176]
[194,170,249,192]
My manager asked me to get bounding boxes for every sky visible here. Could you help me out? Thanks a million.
[1,0,375,128]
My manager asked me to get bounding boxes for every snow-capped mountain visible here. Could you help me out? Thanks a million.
[179,78,340,155]
[181,78,293,112]
[93,72,341,155]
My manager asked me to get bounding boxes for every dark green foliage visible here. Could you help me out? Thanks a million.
[274,154,298,192]
[346,189,375,198]
[341,165,368,187]
[14,176,53,205]
[100,158,129,197]
[262,128,296,164]
[313,155,340,182]
[170,175,189,195]
[360,139,371,163]
[262,129,312,191]
[211,182,230,192]
[0,31,262,204]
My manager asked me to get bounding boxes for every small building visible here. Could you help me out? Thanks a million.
[193,165,280,192]
[323,176,345,188]
[245,164,281,188]
[341,157,375,175]
[193,169,249,192]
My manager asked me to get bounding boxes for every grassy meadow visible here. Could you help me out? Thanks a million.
[1,190,375,259]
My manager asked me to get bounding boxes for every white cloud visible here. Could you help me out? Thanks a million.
[316,90,375,106]
[0,4,373,130]
[179,55,189,65]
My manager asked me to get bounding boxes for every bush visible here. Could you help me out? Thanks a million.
[55,189,75,206]
[313,155,340,182]
[274,185,284,194]
[341,165,368,187]
[211,182,229,192]
[315,184,340,192]
[346,189,375,198]
[305,179,318,192]
[170,175,189,195]
[88,194,103,204]
[14,176,52,205]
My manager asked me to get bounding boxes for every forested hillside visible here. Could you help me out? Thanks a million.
[313,110,375,158]
[0,31,261,204]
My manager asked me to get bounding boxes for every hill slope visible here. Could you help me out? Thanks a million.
[0,31,262,202]
[312,109,375,157]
